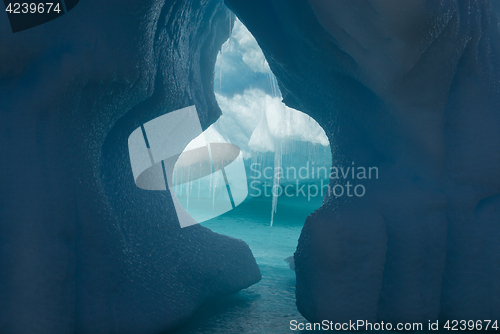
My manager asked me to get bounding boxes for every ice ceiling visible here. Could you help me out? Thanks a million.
[209,17,330,156]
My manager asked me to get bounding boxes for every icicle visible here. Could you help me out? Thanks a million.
[186,166,191,210]
[219,45,223,92]
[178,168,183,196]
[270,74,274,97]
[266,73,281,99]
[270,140,282,226]
[228,14,232,52]
[267,73,275,97]
[212,171,219,210]
[209,166,213,204]
[218,14,233,93]
[197,177,201,201]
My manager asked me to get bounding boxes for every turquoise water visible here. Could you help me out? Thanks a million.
[170,196,473,334]
[171,195,323,334]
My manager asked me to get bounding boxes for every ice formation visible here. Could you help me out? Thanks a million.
[227,0,500,325]
[0,1,261,333]
[212,17,330,224]
[213,18,329,157]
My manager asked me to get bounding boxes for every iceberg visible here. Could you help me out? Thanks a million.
[212,17,331,223]
[0,1,261,333]
[227,0,500,324]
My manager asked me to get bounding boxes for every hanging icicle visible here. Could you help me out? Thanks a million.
[270,140,282,226]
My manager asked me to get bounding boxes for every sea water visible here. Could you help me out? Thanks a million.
[171,195,323,334]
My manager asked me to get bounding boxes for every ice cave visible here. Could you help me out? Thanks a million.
[1,1,500,333]
[168,17,331,333]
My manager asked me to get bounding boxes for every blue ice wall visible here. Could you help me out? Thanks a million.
[0,1,260,333]
[226,0,500,325]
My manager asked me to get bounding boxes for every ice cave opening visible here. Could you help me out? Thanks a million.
[171,15,332,334]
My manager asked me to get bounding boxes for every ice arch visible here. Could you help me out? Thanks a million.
[207,17,332,224]
[225,0,500,325]
[0,1,261,333]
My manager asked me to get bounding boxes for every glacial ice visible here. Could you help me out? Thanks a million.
[213,18,329,157]
[213,87,329,157]
[0,1,261,333]
[212,17,331,223]
[226,0,500,325]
